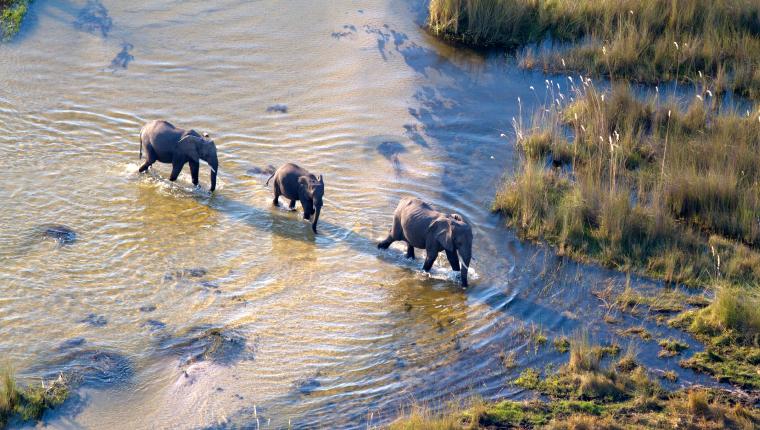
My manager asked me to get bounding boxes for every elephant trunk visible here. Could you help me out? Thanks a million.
[209,156,218,192]
[459,248,472,288]
[311,204,321,233]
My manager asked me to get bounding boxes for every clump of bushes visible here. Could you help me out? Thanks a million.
[1,0,30,41]
[0,367,69,428]
[429,0,760,99]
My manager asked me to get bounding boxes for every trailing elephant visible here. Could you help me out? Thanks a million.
[378,197,473,287]
[266,163,324,233]
[138,120,218,191]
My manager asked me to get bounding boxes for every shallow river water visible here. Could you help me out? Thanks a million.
[0,0,722,428]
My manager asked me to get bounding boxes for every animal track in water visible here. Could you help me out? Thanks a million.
[331,24,357,39]
[294,374,322,395]
[164,267,208,281]
[109,42,134,69]
[74,0,112,37]
[38,224,77,245]
[79,313,108,327]
[143,319,166,331]
[266,104,288,113]
[245,164,277,176]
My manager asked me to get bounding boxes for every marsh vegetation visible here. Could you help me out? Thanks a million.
[495,83,760,288]
[0,367,69,428]
[389,336,760,429]
[428,0,760,99]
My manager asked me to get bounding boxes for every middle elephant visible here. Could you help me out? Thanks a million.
[266,163,324,233]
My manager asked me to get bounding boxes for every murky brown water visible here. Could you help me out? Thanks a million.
[0,0,723,428]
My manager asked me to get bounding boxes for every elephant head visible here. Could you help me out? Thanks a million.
[431,213,473,287]
[298,175,324,233]
[183,134,219,191]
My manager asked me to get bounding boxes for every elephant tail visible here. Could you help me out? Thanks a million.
[138,129,143,160]
[265,172,275,186]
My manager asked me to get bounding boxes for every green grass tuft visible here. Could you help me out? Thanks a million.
[1,0,30,41]
[0,366,69,427]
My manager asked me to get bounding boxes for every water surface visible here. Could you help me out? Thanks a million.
[0,0,720,428]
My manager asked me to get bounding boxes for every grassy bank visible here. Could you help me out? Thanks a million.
[492,80,760,387]
[495,83,760,288]
[428,0,760,99]
[1,0,30,41]
[389,337,760,429]
[0,367,69,428]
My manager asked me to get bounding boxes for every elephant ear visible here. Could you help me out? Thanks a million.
[318,174,324,184]
[298,176,313,218]
[178,135,202,162]
[432,218,454,252]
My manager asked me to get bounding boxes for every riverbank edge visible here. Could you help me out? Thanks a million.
[427,0,760,100]
[389,335,760,429]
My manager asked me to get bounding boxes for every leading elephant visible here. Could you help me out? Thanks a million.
[378,197,473,287]
[138,120,218,191]
[266,163,324,233]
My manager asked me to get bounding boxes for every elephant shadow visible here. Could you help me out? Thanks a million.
[201,194,379,257]
[201,194,466,284]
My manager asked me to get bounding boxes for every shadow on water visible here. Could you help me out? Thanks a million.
[203,192,383,257]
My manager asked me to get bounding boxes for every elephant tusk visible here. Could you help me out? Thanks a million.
[206,164,216,173]
[459,258,469,270]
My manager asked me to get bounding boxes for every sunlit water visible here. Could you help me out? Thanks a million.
[0,1,723,428]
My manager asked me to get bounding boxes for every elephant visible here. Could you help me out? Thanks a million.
[138,120,218,192]
[266,163,324,233]
[378,197,473,287]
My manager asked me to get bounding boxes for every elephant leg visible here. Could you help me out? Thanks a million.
[406,243,415,259]
[422,238,439,271]
[169,155,186,181]
[189,160,200,186]
[422,252,438,272]
[289,199,297,210]
[377,233,394,249]
[138,145,157,173]
[445,249,461,271]
[272,183,281,206]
